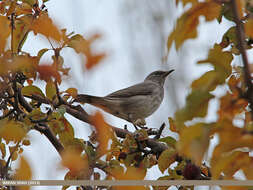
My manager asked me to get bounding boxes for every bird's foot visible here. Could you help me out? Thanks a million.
[133,119,147,130]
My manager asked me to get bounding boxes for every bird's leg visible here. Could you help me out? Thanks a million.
[133,118,147,130]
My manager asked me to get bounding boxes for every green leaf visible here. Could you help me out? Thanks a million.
[22,85,45,97]
[45,81,56,100]
[159,136,177,148]
[158,147,176,173]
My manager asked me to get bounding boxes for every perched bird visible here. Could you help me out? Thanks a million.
[75,70,174,127]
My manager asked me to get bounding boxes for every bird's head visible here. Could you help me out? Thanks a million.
[144,70,174,86]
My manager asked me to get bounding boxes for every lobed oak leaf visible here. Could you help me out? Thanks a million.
[30,13,62,42]
[198,44,233,80]
[167,2,221,51]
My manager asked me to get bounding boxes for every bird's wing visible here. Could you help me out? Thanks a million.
[106,82,156,98]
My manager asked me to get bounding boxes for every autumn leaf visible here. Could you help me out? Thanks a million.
[90,112,114,157]
[245,18,253,39]
[175,90,214,122]
[0,120,27,142]
[198,44,233,81]
[15,156,32,185]
[46,81,57,100]
[37,64,61,83]
[211,151,252,179]
[167,2,221,51]
[158,147,176,173]
[0,16,11,53]
[177,123,210,166]
[65,88,78,98]
[12,15,32,53]
[61,148,88,175]
[22,85,45,97]
[30,13,62,41]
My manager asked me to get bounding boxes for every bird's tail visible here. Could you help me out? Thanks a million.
[75,94,106,106]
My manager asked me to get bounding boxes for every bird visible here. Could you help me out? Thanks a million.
[74,70,174,128]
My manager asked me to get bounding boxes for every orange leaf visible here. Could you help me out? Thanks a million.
[61,149,88,175]
[86,53,106,70]
[15,156,32,182]
[65,88,78,98]
[245,18,253,39]
[37,64,61,83]
[30,13,61,41]
[0,16,11,53]
[90,112,113,156]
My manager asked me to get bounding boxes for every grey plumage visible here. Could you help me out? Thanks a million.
[75,70,174,126]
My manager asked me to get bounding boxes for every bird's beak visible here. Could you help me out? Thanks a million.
[164,69,174,77]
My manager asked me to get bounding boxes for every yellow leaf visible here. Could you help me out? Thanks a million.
[0,16,11,53]
[0,120,27,142]
[175,90,214,122]
[12,15,32,53]
[15,156,32,181]
[177,123,210,166]
[211,151,251,179]
[158,147,176,173]
[191,70,222,91]
[198,44,233,80]
[245,18,253,38]
[46,81,56,100]
[167,2,221,51]
[22,85,45,97]
[168,117,179,133]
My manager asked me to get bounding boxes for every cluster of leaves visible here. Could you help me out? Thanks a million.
[165,0,253,186]
[0,0,105,188]
[0,0,253,190]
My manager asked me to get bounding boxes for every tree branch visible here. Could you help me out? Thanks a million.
[34,123,64,155]
[231,0,253,118]
[25,94,168,155]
